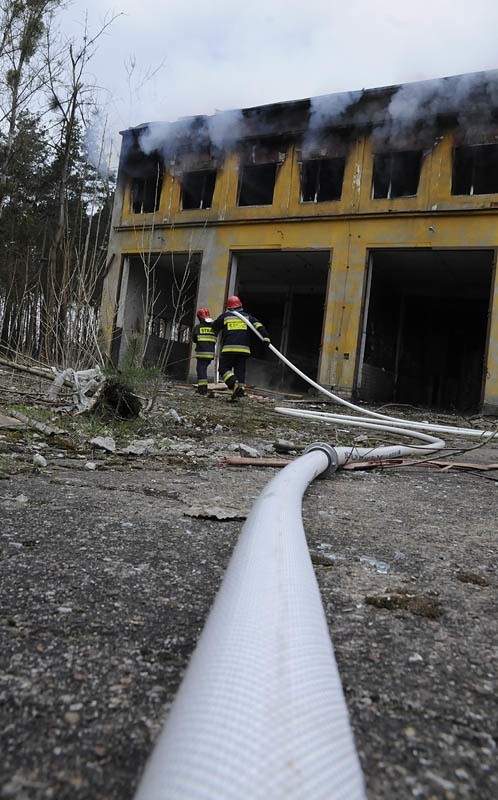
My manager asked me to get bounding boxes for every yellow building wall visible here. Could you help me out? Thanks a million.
[102,131,498,410]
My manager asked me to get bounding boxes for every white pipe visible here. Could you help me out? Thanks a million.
[274,407,446,462]
[232,310,497,443]
[134,445,366,800]
[277,405,497,442]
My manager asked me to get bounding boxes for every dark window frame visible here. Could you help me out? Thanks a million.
[300,157,345,202]
[130,166,163,214]
[237,163,278,207]
[452,143,498,195]
[372,150,422,199]
[181,169,217,210]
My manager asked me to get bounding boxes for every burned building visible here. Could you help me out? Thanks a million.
[100,70,498,413]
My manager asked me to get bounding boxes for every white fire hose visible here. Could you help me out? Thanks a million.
[134,442,365,800]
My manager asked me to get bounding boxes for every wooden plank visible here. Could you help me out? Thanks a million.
[223,456,292,468]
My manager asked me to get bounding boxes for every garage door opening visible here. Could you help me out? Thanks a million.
[113,252,200,379]
[356,249,494,412]
[229,250,330,391]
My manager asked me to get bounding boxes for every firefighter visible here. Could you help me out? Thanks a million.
[212,295,270,401]
[192,308,216,395]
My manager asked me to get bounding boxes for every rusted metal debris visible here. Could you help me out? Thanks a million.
[224,455,498,472]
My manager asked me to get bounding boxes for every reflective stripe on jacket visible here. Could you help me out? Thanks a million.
[192,323,216,359]
[212,309,269,356]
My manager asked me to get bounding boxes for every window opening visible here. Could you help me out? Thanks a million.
[300,157,345,202]
[452,144,498,195]
[149,316,190,343]
[238,163,277,206]
[131,167,163,213]
[372,150,422,199]
[181,169,217,209]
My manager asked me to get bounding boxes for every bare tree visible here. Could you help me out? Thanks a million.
[0,0,61,216]
[38,13,118,365]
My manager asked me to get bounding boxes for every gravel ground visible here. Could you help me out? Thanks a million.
[1,378,497,799]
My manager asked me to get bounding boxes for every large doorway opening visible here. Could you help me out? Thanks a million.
[356,249,495,412]
[229,250,330,391]
[114,252,200,379]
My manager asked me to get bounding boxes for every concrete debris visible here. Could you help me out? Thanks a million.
[166,442,196,454]
[32,454,47,469]
[123,439,157,456]
[274,438,298,453]
[359,555,390,574]
[408,653,424,663]
[228,443,260,458]
[185,505,248,520]
[90,436,116,453]
[0,413,26,429]
[7,410,64,436]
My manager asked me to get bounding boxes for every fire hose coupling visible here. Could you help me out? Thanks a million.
[303,442,339,478]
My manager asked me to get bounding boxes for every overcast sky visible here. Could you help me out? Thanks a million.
[58,0,498,162]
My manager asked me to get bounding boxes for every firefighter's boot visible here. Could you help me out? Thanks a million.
[229,383,245,402]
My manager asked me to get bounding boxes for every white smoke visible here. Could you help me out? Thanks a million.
[138,120,179,158]
[379,71,498,147]
[207,109,244,150]
[84,112,117,178]
[129,70,498,169]
[309,90,359,129]
[134,108,245,163]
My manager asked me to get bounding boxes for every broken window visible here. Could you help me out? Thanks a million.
[181,169,217,209]
[238,163,278,206]
[372,150,422,199]
[452,144,498,195]
[131,167,163,213]
[300,157,345,202]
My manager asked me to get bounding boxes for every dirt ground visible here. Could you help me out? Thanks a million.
[1,371,497,799]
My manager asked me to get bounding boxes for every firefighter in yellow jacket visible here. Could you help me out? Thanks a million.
[192,308,216,395]
[212,295,270,401]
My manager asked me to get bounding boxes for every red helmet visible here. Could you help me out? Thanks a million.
[226,295,242,309]
[196,307,212,321]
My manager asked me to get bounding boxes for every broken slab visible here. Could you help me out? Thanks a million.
[6,411,64,435]
[185,505,248,520]
[0,413,26,429]
[90,436,117,453]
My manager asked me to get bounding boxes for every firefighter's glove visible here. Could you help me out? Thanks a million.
[263,337,271,348]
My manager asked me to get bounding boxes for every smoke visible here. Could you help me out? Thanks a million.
[84,112,117,179]
[207,109,244,150]
[138,121,179,160]
[133,109,245,167]
[302,70,498,152]
[126,70,498,172]
[377,71,498,148]
[309,90,360,130]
